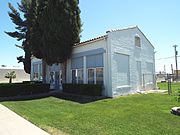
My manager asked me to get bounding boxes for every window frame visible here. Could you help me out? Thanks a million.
[135,35,141,48]
[71,68,83,84]
[87,67,104,85]
[96,67,104,85]
[87,68,96,84]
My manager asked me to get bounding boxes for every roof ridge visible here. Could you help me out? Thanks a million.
[106,25,138,33]
[74,35,107,47]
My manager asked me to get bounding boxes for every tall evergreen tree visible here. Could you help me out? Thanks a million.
[6,0,82,80]
[38,0,82,82]
[5,0,42,74]
[5,2,31,73]
[39,0,81,64]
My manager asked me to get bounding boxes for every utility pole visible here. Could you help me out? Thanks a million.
[171,64,174,81]
[173,45,178,80]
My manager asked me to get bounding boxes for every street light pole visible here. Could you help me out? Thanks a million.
[173,45,178,80]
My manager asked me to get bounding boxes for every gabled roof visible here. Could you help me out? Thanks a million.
[74,35,107,47]
[106,25,137,33]
[74,25,154,48]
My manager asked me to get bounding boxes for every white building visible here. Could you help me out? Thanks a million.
[31,26,155,97]
[0,68,30,83]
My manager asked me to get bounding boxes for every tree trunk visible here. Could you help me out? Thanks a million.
[61,61,67,84]
[42,59,46,83]
[9,77,12,83]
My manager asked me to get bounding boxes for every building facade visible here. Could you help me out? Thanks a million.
[0,68,30,83]
[31,26,155,97]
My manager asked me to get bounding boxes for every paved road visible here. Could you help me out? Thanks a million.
[0,104,50,135]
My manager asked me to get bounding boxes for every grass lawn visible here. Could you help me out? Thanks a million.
[1,91,180,135]
[157,82,180,93]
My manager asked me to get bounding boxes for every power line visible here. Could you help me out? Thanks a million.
[156,56,180,60]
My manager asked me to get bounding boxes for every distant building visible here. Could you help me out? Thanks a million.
[0,68,30,83]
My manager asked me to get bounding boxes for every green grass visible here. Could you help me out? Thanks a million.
[157,82,180,94]
[1,93,180,135]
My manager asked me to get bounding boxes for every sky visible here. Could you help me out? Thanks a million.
[0,0,180,73]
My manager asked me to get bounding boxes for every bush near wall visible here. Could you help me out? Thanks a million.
[0,83,50,97]
[62,84,103,96]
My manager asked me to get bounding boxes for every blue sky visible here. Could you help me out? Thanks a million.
[0,0,180,72]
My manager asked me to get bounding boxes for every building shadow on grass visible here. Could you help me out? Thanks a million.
[52,91,108,104]
[0,91,108,104]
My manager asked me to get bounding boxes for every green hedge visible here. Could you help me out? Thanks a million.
[0,83,50,97]
[62,84,102,96]
[22,81,43,84]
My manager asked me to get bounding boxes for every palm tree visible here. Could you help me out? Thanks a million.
[5,71,16,83]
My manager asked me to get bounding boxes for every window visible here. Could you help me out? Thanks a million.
[39,63,43,81]
[135,36,141,47]
[96,68,103,84]
[32,63,43,81]
[72,69,83,84]
[50,72,55,84]
[87,68,104,85]
[72,70,77,84]
[33,64,38,81]
[77,69,83,84]
[88,69,95,84]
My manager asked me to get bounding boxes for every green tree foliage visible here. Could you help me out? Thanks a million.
[6,0,82,79]
[38,0,81,64]
[5,2,32,74]
[5,71,16,83]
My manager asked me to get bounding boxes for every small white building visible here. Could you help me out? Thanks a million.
[31,26,155,97]
[0,68,30,83]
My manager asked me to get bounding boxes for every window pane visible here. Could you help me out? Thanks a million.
[72,70,77,84]
[33,64,38,80]
[96,68,103,84]
[135,36,141,47]
[50,72,55,84]
[77,69,83,84]
[33,64,38,73]
[88,69,95,84]
[39,63,42,81]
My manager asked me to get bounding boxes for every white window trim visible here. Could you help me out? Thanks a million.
[87,67,104,84]
[96,67,104,85]
[87,68,96,84]
[77,69,83,84]
[71,68,83,84]
[135,35,141,48]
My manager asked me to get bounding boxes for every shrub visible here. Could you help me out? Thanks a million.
[62,84,102,96]
[0,83,50,97]
[23,81,43,84]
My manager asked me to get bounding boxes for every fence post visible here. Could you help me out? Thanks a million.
[143,74,145,91]
[168,74,172,95]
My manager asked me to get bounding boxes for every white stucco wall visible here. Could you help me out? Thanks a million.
[68,39,110,96]
[30,57,42,81]
[107,27,155,97]
[30,26,155,98]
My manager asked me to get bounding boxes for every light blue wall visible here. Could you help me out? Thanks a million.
[86,54,103,68]
[71,48,105,58]
[71,57,83,69]
[71,48,105,69]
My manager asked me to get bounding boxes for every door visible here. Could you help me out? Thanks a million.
[136,61,142,90]
[55,72,60,90]
[55,70,62,90]
[50,71,55,89]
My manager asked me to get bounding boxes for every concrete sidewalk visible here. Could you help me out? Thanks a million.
[0,104,50,135]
